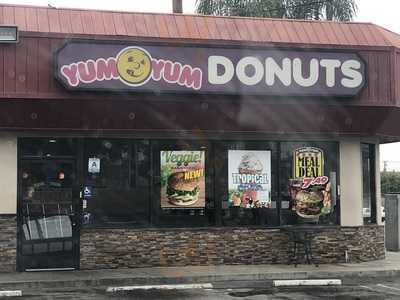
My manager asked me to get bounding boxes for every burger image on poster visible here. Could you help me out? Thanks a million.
[167,171,200,206]
[295,190,324,219]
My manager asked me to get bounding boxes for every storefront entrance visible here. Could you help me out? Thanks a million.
[17,139,80,271]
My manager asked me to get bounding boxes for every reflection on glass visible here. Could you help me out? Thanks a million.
[23,215,72,240]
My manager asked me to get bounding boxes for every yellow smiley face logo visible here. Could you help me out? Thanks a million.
[116,47,152,86]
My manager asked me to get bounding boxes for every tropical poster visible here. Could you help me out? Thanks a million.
[228,150,271,208]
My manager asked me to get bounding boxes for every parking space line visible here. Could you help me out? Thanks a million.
[360,285,375,291]
[361,284,400,296]
[273,279,342,287]
[106,283,213,292]
[377,284,400,292]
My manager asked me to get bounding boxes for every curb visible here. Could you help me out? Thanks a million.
[0,291,22,297]
[0,269,399,291]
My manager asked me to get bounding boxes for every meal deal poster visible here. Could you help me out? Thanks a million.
[160,151,205,209]
[293,147,324,178]
[228,150,271,208]
[290,147,331,220]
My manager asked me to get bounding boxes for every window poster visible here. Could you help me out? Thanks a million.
[290,147,331,219]
[289,176,332,219]
[293,147,324,178]
[160,151,205,209]
[228,150,272,208]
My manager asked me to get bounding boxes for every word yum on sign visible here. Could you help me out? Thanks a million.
[293,147,324,178]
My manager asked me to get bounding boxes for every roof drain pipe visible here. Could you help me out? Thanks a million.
[173,0,183,13]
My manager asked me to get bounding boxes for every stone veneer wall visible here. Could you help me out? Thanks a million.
[0,215,17,272]
[80,225,384,269]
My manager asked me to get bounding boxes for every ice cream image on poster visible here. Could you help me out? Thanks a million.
[228,150,271,208]
[116,47,152,86]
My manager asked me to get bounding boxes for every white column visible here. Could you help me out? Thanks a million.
[0,136,17,214]
[375,144,383,225]
[340,140,363,226]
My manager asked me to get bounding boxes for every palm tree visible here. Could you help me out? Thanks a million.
[196,0,357,21]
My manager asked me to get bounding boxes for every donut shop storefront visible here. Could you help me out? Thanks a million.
[0,4,396,272]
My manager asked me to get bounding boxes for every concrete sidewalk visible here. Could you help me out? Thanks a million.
[1,252,400,291]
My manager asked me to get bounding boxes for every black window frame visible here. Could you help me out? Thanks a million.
[150,139,215,227]
[362,143,377,224]
[213,140,280,227]
[279,141,340,226]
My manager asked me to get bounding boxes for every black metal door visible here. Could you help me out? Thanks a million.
[17,159,80,271]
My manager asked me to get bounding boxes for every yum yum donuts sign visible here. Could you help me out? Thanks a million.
[55,41,366,96]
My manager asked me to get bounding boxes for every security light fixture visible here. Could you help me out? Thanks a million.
[0,26,18,43]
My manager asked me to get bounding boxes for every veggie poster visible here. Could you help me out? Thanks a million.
[228,150,271,208]
[160,151,205,209]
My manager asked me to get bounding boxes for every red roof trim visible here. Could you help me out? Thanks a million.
[2,3,400,49]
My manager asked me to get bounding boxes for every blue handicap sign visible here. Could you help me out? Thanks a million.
[83,186,92,199]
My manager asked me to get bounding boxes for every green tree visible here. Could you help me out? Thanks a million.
[196,0,357,21]
[381,171,400,194]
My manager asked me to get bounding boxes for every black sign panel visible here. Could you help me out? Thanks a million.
[55,41,366,97]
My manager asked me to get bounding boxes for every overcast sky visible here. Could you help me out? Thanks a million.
[1,0,399,167]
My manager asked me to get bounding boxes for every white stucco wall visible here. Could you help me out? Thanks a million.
[0,136,17,214]
[340,140,363,226]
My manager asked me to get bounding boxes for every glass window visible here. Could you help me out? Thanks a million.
[20,160,75,193]
[215,141,279,227]
[19,137,344,229]
[151,139,214,227]
[280,142,339,225]
[132,140,151,188]
[362,143,376,224]
[84,139,130,189]
[82,139,150,226]
[20,138,76,158]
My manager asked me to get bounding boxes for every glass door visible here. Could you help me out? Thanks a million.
[17,159,80,271]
